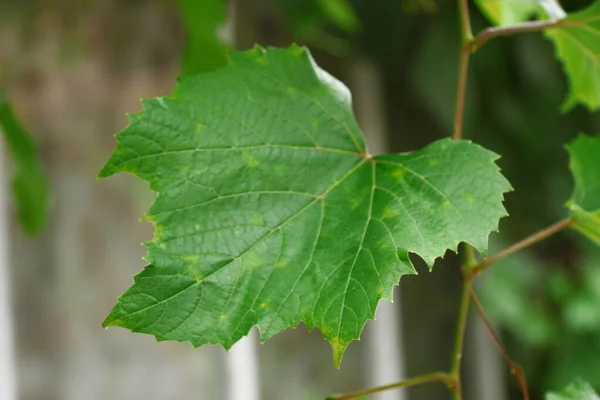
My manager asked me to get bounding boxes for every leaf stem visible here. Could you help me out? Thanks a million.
[326,372,456,400]
[469,218,572,277]
[470,289,529,400]
[469,19,576,52]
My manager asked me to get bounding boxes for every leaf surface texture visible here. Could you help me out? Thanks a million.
[100,46,511,365]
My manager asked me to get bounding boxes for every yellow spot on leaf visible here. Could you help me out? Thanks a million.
[244,153,260,168]
[251,212,264,225]
[350,197,362,209]
[377,240,389,250]
[381,206,398,220]
[389,168,405,180]
[462,193,475,203]
[245,253,265,270]
[276,260,287,268]
[195,123,205,133]
[183,255,201,263]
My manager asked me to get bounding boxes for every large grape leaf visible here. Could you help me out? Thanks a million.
[546,378,600,399]
[99,45,511,366]
[566,134,600,244]
[0,92,49,235]
[545,1,600,112]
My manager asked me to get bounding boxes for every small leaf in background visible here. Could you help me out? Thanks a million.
[178,0,229,74]
[565,134,600,244]
[546,378,600,399]
[314,0,359,32]
[0,92,49,235]
[475,0,565,26]
[476,0,544,26]
[99,46,511,367]
[271,0,358,54]
[478,237,557,346]
[545,1,600,112]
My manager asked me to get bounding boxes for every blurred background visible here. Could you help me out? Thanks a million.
[1,0,600,399]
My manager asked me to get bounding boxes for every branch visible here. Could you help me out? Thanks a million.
[470,289,529,400]
[469,20,577,52]
[469,218,572,277]
[326,372,456,400]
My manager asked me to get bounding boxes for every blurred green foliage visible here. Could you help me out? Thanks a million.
[178,0,230,74]
[0,92,48,235]
[546,378,600,399]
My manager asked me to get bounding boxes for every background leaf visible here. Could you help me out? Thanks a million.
[99,46,511,366]
[0,92,49,235]
[546,378,600,399]
[545,1,600,112]
[566,134,600,244]
[474,0,565,26]
[475,0,545,26]
[178,0,230,74]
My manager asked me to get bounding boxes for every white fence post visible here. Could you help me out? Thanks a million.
[220,3,260,400]
[0,139,17,400]
[349,58,406,400]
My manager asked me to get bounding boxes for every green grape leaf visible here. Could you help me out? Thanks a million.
[545,1,600,112]
[178,0,229,74]
[0,92,49,235]
[566,134,600,244]
[99,45,511,366]
[475,0,565,26]
[546,378,600,399]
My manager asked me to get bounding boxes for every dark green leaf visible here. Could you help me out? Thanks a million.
[99,46,511,366]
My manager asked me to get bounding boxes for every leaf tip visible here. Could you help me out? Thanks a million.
[331,338,350,368]
[102,314,122,329]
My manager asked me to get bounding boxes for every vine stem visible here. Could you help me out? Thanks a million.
[470,289,529,400]
[458,0,473,41]
[452,47,471,141]
[452,0,473,141]
[469,218,572,278]
[328,3,578,400]
[450,245,477,399]
[326,372,456,400]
